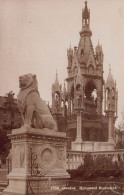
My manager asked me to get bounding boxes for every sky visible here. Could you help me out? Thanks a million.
[0,0,124,126]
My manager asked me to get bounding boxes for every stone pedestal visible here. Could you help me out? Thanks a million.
[3,126,70,195]
[71,140,82,151]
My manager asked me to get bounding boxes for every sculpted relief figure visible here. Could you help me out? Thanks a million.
[17,74,57,130]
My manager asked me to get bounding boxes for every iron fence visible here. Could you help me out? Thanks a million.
[0,165,8,184]
[0,157,12,185]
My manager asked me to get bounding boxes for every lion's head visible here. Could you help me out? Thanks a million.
[17,73,38,114]
[19,73,37,90]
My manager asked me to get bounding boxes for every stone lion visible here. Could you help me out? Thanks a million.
[17,74,57,130]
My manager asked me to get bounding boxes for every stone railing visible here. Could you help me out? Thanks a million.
[66,149,124,170]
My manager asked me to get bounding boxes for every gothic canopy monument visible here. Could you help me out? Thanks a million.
[52,1,118,151]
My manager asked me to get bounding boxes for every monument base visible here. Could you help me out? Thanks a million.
[3,177,68,195]
[27,177,69,195]
[3,177,27,195]
[72,141,115,151]
[3,126,70,195]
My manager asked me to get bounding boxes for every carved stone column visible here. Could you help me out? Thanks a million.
[97,92,102,115]
[71,108,84,151]
[107,111,114,143]
[68,95,71,115]
[76,110,82,142]
[3,126,70,195]
[104,89,106,111]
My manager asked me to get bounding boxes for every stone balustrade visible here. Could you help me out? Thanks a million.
[66,149,124,170]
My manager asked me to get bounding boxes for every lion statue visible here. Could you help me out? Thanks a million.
[17,74,57,130]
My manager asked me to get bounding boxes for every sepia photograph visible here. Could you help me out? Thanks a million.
[0,0,124,194]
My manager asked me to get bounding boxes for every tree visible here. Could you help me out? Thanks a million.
[0,130,11,163]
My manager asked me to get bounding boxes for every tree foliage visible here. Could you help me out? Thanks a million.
[0,130,11,163]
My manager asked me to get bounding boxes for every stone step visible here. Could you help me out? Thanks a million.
[0,183,8,193]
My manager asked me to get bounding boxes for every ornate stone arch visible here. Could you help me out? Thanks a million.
[84,79,97,101]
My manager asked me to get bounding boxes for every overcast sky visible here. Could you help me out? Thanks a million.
[0,0,124,125]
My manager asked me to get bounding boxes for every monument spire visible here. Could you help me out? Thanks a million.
[106,65,115,88]
[82,0,90,28]
[55,70,59,86]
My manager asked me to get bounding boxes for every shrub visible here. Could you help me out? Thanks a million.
[69,153,123,180]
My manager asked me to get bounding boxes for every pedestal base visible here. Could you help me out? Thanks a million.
[108,138,115,144]
[3,126,70,195]
[72,141,115,151]
[3,177,27,195]
[27,177,68,195]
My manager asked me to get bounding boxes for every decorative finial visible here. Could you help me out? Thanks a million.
[74,46,77,52]
[55,69,59,86]
[55,69,58,82]
[106,64,114,84]
[83,0,90,24]
[84,0,88,9]
[109,64,111,71]
[63,81,66,94]
[98,39,99,45]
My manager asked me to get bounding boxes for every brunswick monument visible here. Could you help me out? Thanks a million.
[51,1,118,152]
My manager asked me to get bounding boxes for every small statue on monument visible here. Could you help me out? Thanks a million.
[55,94,60,112]
[76,86,82,107]
[17,73,57,130]
[7,91,15,102]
